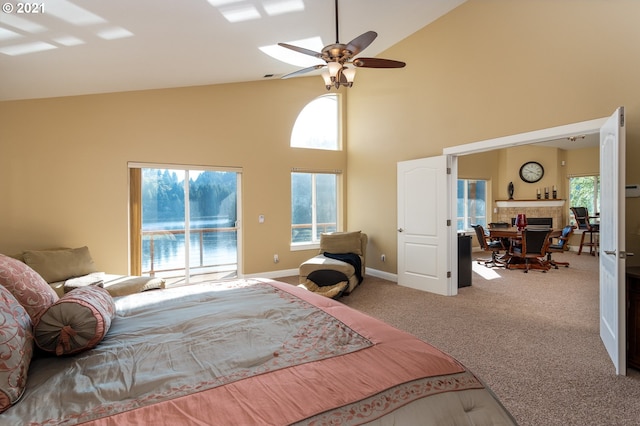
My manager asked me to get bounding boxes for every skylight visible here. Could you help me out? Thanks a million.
[259,36,324,68]
[0,41,57,56]
[263,0,304,16]
[45,0,106,26]
[0,0,133,57]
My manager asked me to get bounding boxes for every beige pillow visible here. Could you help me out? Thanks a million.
[320,231,363,255]
[22,247,97,283]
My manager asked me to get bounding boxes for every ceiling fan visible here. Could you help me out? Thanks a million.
[278,0,406,90]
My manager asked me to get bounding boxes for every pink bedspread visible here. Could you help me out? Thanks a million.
[5,279,515,425]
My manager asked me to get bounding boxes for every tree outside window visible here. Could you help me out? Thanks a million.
[291,172,338,244]
[569,175,600,220]
[457,179,487,231]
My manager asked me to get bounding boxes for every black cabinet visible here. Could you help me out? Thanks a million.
[458,234,472,288]
[627,267,640,370]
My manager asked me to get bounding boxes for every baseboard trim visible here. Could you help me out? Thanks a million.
[366,268,398,282]
[243,267,398,283]
[243,268,299,280]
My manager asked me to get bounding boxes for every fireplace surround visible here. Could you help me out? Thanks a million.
[494,199,565,229]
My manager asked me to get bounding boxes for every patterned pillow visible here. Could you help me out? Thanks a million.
[34,286,115,356]
[0,285,34,413]
[0,254,59,322]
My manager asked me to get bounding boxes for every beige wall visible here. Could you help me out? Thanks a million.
[0,79,348,274]
[2,0,640,276]
[347,0,640,271]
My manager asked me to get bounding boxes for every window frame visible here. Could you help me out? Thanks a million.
[290,170,343,251]
[290,93,342,151]
[569,174,600,223]
[128,162,243,278]
[457,178,489,231]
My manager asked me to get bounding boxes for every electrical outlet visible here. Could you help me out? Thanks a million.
[273,254,279,263]
[381,254,386,262]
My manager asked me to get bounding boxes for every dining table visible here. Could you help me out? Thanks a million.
[488,227,560,270]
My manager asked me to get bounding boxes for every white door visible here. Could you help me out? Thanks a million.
[397,156,453,295]
[599,107,626,375]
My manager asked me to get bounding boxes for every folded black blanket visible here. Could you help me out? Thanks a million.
[323,252,363,284]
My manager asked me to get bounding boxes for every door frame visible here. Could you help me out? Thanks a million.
[442,114,623,371]
[128,162,243,281]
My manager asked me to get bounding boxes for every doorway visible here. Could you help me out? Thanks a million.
[129,164,242,285]
[443,109,626,374]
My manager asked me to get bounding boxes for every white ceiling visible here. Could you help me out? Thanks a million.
[0,0,466,101]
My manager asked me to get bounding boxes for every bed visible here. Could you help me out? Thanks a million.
[1,262,516,425]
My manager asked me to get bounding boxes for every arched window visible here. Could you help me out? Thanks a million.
[290,94,339,150]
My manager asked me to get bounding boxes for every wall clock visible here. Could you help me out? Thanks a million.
[519,161,544,183]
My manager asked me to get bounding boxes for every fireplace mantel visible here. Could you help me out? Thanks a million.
[496,199,565,208]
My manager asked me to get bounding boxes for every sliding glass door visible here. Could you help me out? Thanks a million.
[130,165,241,285]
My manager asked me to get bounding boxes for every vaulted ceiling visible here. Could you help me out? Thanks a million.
[0,0,465,101]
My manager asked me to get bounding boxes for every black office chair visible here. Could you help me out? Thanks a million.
[488,222,512,251]
[471,224,506,268]
[510,229,552,273]
[546,225,575,268]
[570,207,599,255]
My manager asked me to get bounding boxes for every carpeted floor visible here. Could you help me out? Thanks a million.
[278,251,640,426]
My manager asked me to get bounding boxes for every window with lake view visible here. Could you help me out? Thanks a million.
[130,166,240,283]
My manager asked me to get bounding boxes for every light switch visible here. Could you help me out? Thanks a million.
[258,214,265,223]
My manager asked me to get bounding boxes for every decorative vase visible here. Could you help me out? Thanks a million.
[515,213,527,231]
[508,182,514,200]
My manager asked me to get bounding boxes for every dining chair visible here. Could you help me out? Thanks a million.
[488,222,512,252]
[570,207,599,255]
[546,225,575,268]
[509,229,552,273]
[471,224,506,268]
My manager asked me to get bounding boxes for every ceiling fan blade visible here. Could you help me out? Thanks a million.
[277,43,322,58]
[346,31,377,56]
[353,57,406,68]
[281,64,326,79]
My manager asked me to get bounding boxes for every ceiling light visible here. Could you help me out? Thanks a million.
[220,5,261,22]
[0,27,22,41]
[45,0,106,25]
[0,14,47,33]
[342,67,356,83]
[0,41,57,56]
[96,27,134,40]
[206,0,243,6]
[260,37,324,68]
[278,0,405,91]
[263,0,305,16]
[53,35,85,46]
[323,62,356,90]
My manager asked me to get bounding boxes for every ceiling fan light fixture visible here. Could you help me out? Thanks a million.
[321,71,332,90]
[277,0,405,90]
[327,61,342,79]
[342,67,356,84]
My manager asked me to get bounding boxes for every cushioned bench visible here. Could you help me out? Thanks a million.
[12,246,164,297]
[299,231,367,295]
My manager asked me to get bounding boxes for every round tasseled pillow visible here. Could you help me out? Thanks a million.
[33,285,115,356]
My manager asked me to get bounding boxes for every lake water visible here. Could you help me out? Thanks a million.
[142,221,237,275]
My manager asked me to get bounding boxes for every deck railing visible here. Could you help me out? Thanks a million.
[143,222,337,276]
[142,227,237,277]
[290,223,337,242]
